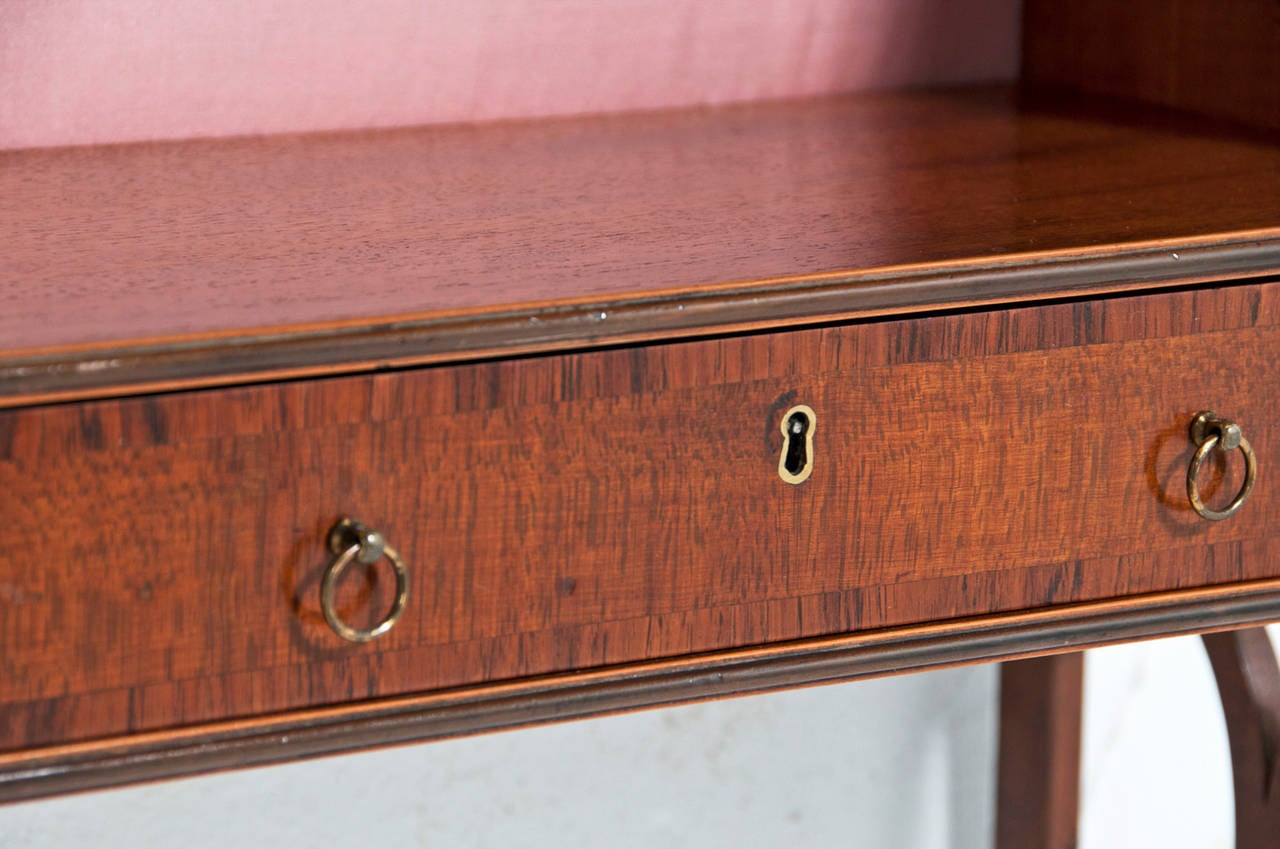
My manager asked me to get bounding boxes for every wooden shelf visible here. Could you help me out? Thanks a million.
[3,84,1280,405]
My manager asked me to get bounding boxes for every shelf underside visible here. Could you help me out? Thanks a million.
[3,85,1280,402]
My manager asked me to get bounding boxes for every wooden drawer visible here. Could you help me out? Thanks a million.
[2,282,1278,750]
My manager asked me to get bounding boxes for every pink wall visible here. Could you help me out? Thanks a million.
[0,1,1020,149]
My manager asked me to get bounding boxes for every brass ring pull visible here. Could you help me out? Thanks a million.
[1187,412,1257,522]
[320,518,410,642]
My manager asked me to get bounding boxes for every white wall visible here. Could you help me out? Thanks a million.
[0,633,1259,848]
[1081,634,1237,849]
[0,668,997,848]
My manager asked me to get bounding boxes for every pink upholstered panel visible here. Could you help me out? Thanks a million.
[0,1,1020,149]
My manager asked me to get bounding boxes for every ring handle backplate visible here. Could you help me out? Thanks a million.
[1187,411,1257,522]
[320,518,410,642]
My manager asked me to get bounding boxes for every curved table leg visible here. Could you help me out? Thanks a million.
[1203,628,1280,849]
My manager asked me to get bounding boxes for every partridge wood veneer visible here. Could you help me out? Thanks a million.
[3,74,1280,830]
[2,279,1278,752]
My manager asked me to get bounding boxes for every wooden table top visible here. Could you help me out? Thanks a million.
[4,85,1280,405]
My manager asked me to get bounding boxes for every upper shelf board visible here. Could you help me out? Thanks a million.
[3,86,1280,405]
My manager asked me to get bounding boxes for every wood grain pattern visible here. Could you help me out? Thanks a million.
[1023,0,1280,130]
[1,282,1278,752]
[5,236,1280,411]
[3,86,1280,403]
[5,579,1280,805]
[996,653,1083,849]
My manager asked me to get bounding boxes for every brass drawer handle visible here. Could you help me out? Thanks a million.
[1187,412,1257,522]
[321,518,410,643]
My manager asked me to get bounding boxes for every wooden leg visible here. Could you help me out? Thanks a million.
[996,652,1084,849]
[1202,628,1280,849]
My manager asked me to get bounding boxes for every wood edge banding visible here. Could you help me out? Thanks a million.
[4,579,1280,803]
[3,234,1279,409]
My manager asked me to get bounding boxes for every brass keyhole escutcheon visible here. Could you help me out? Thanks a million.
[779,404,816,485]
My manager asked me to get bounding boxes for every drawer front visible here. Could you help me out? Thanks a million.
[2,283,1278,749]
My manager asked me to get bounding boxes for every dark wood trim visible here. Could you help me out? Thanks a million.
[3,234,1279,409]
[3,579,1280,804]
[996,653,1084,849]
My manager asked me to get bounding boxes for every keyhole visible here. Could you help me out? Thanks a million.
[784,415,808,474]
[778,405,816,484]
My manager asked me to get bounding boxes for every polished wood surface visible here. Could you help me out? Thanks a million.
[996,653,1083,849]
[5,580,1280,804]
[3,1,1279,828]
[3,86,1280,405]
[1024,0,1280,131]
[2,281,1277,753]
[6,236,1278,411]
[1203,628,1280,849]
